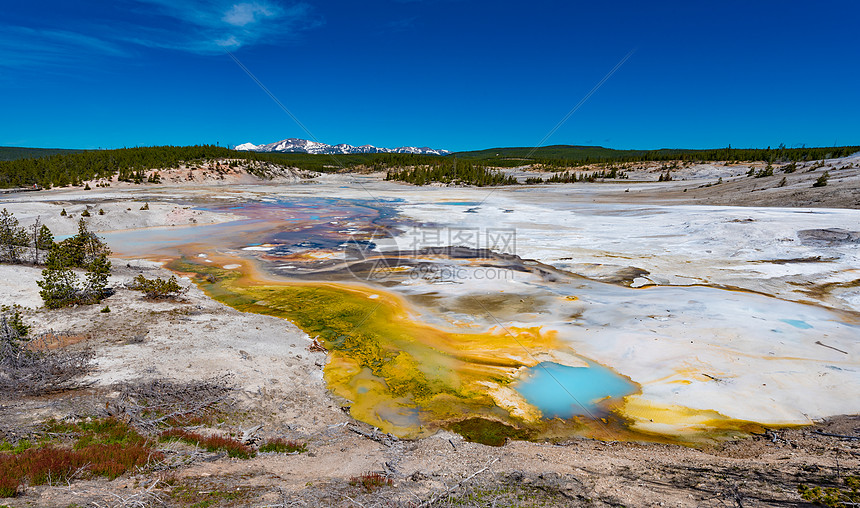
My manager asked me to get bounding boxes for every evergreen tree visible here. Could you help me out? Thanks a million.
[37,267,81,309]
[83,254,111,303]
[0,209,29,264]
[812,171,829,188]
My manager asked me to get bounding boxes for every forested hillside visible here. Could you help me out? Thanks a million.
[384,158,516,186]
[1,143,857,189]
[0,145,241,188]
[0,145,450,188]
[454,144,860,168]
[0,146,84,161]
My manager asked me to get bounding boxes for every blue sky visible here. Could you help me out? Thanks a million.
[1,1,858,152]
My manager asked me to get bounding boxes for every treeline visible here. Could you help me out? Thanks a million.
[0,146,83,161]
[455,144,860,169]
[524,168,627,184]
[0,145,451,189]
[385,159,516,186]
[594,145,860,165]
[0,145,242,189]
[2,143,857,189]
[256,152,447,173]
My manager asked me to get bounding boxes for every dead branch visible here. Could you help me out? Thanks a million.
[346,424,399,447]
[307,337,327,353]
[0,322,93,396]
[107,375,235,430]
[241,424,263,445]
[812,429,860,440]
[815,341,848,354]
[418,457,500,507]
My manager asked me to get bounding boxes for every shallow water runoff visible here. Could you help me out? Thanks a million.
[106,193,860,445]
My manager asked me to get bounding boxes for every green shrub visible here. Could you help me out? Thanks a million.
[259,438,307,454]
[754,166,774,178]
[128,275,182,299]
[1,308,29,338]
[812,171,829,187]
[798,476,859,507]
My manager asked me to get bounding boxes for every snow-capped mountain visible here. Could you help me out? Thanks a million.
[234,138,450,156]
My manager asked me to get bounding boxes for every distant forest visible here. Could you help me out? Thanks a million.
[384,159,516,186]
[0,146,83,161]
[455,144,860,168]
[0,146,447,188]
[0,143,857,189]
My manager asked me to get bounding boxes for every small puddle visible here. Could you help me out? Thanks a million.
[439,201,483,206]
[514,362,637,418]
[781,319,813,329]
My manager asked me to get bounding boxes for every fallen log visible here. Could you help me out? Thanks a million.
[812,429,860,440]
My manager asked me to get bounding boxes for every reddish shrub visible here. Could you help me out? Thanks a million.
[159,429,255,459]
[0,469,20,497]
[349,472,392,492]
[259,438,307,454]
[17,447,77,485]
[79,444,160,479]
[0,441,162,497]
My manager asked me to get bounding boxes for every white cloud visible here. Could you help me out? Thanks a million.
[216,35,241,49]
[125,0,316,53]
[223,2,278,26]
[0,0,318,71]
[0,26,128,69]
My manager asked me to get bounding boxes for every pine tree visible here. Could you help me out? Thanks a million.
[0,209,29,264]
[83,254,111,303]
[37,266,81,309]
[37,225,54,251]
[812,171,829,188]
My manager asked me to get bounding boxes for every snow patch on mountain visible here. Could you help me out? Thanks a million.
[234,138,450,156]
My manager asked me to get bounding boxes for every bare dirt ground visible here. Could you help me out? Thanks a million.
[616,160,860,210]
[514,154,860,210]
[1,159,858,507]
[82,158,312,189]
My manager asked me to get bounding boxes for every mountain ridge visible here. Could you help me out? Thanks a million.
[235,138,450,156]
